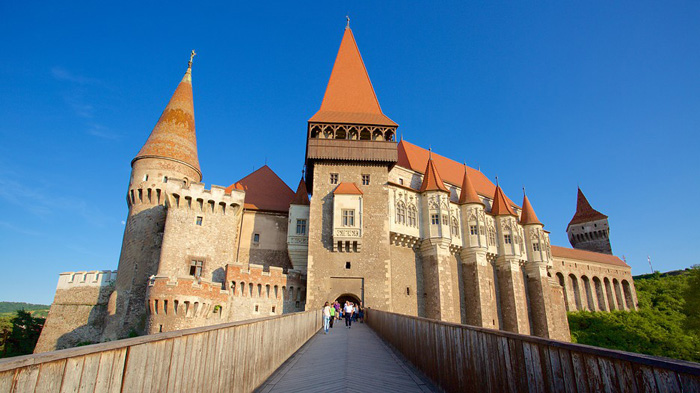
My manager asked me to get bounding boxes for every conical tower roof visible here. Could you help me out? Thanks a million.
[419,156,448,192]
[134,59,201,179]
[309,27,397,126]
[520,193,542,225]
[491,184,517,216]
[290,177,310,206]
[459,166,482,205]
[568,188,607,227]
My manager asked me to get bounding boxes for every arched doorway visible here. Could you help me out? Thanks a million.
[335,293,361,306]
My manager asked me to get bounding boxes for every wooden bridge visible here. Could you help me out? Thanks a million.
[1,309,698,392]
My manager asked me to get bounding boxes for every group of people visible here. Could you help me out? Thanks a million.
[322,300,364,334]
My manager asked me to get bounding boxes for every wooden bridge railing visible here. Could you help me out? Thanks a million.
[366,309,700,393]
[0,309,321,393]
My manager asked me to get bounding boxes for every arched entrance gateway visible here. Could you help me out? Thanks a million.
[335,293,362,306]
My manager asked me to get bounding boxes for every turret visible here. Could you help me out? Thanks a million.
[520,191,547,263]
[103,52,202,340]
[419,154,451,241]
[458,165,486,250]
[491,183,521,257]
[566,188,612,254]
[288,175,310,275]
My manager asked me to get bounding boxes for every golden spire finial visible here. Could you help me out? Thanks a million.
[188,50,196,68]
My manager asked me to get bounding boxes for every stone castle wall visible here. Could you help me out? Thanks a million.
[237,210,293,271]
[34,271,117,352]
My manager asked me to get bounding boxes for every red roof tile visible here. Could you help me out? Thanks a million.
[491,185,517,216]
[551,245,629,267]
[568,188,608,227]
[419,158,448,192]
[333,182,363,195]
[520,194,542,225]
[309,28,397,127]
[290,177,310,206]
[458,166,482,205]
[397,140,518,208]
[225,166,294,213]
[134,65,201,179]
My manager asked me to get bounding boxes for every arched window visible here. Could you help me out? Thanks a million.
[385,131,394,141]
[451,217,460,237]
[396,202,406,225]
[372,130,384,141]
[310,126,321,138]
[335,127,346,139]
[349,127,358,140]
[408,205,418,227]
[360,130,371,140]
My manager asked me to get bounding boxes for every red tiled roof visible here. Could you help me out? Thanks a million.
[520,194,542,225]
[551,245,629,267]
[333,182,363,195]
[134,65,201,178]
[397,140,518,208]
[459,166,482,205]
[225,166,294,213]
[419,158,448,192]
[491,185,517,216]
[290,178,310,206]
[568,188,608,227]
[309,28,397,127]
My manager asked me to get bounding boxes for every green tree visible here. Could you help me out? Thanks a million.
[683,265,700,335]
[2,310,45,358]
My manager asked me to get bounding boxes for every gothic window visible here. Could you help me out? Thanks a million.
[296,219,307,235]
[396,202,406,225]
[451,217,460,237]
[362,174,370,185]
[533,242,541,251]
[470,225,478,236]
[504,234,512,244]
[189,260,203,278]
[342,209,355,226]
[330,173,339,184]
[408,205,417,227]
[442,214,448,225]
[488,228,496,246]
[431,214,439,225]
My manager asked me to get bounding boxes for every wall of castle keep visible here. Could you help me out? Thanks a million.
[388,244,424,316]
[237,210,293,270]
[34,271,117,353]
[306,162,392,310]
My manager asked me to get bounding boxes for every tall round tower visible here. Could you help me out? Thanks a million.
[103,54,202,339]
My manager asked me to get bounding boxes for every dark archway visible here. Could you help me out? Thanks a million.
[335,293,361,306]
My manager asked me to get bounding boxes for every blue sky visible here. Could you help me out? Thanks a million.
[1,2,699,304]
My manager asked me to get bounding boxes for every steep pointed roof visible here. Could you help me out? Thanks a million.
[225,166,294,213]
[290,177,310,206]
[396,140,519,208]
[520,193,542,225]
[491,184,517,216]
[568,188,608,227]
[459,166,482,205]
[134,63,201,179]
[419,156,448,192]
[309,28,397,127]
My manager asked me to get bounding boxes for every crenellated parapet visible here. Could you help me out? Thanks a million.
[165,181,245,215]
[57,270,117,289]
[145,276,229,334]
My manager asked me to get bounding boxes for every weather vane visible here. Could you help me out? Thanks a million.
[189,50,197,68]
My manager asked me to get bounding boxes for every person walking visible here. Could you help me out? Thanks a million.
[358,301,364,323]
[344,301,354,328]
[329,303,336,328]
[322,302,331,334]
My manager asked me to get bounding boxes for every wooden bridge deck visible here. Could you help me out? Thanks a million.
[257,321,437,393]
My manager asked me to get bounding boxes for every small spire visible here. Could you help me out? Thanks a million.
[346,15,350,29]
[428,146,432,160]
[522,186,526,195]
[520,192,542,225]
[459,164,482,205]
[188,50,196,69]
[495,175,499,186]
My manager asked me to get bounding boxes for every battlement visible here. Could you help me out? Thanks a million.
[226,263,303,284]
[56,270,117,290]
[165,181,245,214]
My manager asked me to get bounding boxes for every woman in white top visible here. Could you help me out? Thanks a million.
[322,302,331,334]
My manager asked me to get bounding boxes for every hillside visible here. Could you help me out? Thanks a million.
[568,266,700,362]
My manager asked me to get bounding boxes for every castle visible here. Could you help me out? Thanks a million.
[35,26,637,352]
